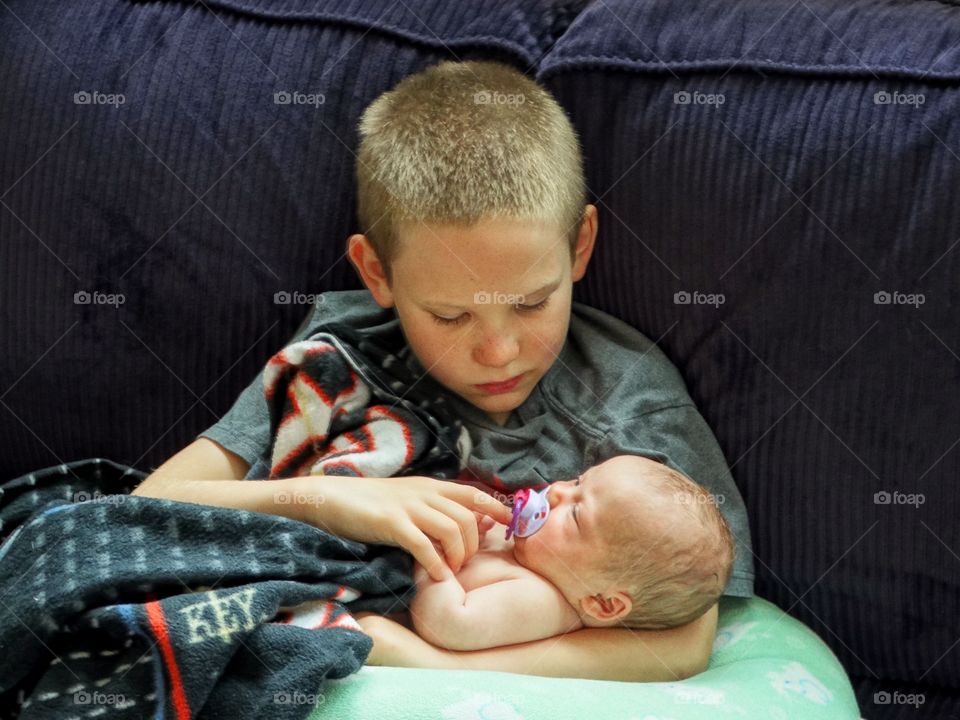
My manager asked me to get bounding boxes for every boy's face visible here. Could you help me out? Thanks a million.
[350,209,596,425]
[511,456,664,606]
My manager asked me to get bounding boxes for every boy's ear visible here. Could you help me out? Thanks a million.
[579,588,632,625]
[347,234,395,308]
[571,204,598,282]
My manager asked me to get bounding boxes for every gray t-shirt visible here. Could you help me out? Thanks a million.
[199,290,754,597]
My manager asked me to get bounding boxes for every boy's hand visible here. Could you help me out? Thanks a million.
[298,474,511,581]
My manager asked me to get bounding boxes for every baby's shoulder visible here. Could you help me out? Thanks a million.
[457,526,537,590]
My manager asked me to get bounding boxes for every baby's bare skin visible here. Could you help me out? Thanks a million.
[409,521,583,650]
[451,521,525,587]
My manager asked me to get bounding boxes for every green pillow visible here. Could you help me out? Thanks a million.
[313,596,859,719]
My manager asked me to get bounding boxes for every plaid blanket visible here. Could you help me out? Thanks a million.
[0,326,470,719]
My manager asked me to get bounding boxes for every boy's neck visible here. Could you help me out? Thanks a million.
[486,411,511,427]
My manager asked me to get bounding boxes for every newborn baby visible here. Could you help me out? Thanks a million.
[410,455,734,651]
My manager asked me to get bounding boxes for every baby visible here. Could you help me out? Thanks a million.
[409,455,734,651]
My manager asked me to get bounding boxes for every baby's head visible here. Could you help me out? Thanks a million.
[346,61,597,425]
[512,455,734,629]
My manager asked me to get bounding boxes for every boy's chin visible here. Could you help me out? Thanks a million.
[468,388,531,415]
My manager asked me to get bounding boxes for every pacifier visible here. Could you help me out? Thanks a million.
[505,487,551,540]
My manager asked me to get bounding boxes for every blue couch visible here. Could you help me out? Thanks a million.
[2,1,958,717]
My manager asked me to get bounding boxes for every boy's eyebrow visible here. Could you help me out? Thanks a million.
[426,278,561,310]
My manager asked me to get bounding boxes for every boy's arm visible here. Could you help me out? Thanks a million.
[411,563,582,651]
[132,438,512,580]
[361,602,718,682]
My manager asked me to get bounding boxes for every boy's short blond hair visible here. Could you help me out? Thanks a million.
[356,60,586,283]
[597,465,735,630]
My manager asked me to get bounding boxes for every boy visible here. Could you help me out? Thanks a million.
[409,455,735,651]
[133,60,753,681]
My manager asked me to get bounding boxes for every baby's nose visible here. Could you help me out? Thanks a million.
[547,481,571,508]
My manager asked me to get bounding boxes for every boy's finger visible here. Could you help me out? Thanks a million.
[418,506,467,573]
[428,496,481,563]
[398,524,449,582]
[439,518,468,573]
[452,486,512,524]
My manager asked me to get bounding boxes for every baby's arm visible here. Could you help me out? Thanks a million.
[410,561,582,651]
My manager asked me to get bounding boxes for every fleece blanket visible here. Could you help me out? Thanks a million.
[0,458,416,719]
[0,325,472,718]
[264,325,471,480]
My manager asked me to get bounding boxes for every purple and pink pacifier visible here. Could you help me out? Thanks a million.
[505,487,551,540]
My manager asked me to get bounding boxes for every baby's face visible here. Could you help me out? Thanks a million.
[366,215,589,426]
[512,455,662,604]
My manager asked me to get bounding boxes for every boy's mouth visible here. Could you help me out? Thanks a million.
[474,373,524,394]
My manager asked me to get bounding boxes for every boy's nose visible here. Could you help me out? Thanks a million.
[472,329,520,367]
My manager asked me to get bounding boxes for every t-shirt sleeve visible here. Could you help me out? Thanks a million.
[593,404,756,598]
[196,305,321,473]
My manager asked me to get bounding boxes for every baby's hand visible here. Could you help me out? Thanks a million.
[475,513,496,544]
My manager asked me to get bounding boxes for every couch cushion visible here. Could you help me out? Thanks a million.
[0,0,583,480]
[317,597,860,720]
[539,0,960,699]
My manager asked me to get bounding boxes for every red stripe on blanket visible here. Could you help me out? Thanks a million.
[264,366,296,402]
[275,368,348,439]
[369,406,416,466]
[330,613,363,630]
[298,370,339,408]
[270,435,325,478]
[286,382,304,419]
[314,602,333,629]
[145,601,191,720]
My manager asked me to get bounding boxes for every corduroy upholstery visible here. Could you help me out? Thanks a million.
[2,1,957,717]
[539,1,960,715]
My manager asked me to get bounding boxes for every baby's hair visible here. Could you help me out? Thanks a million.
[355,60,586,283]
[597,463,735,630]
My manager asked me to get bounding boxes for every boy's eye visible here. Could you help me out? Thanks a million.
[517,298,550,313]
[431,297,549,327]
[432,313,469,327]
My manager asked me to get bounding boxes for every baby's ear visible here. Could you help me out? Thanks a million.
[579,590,632,625]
